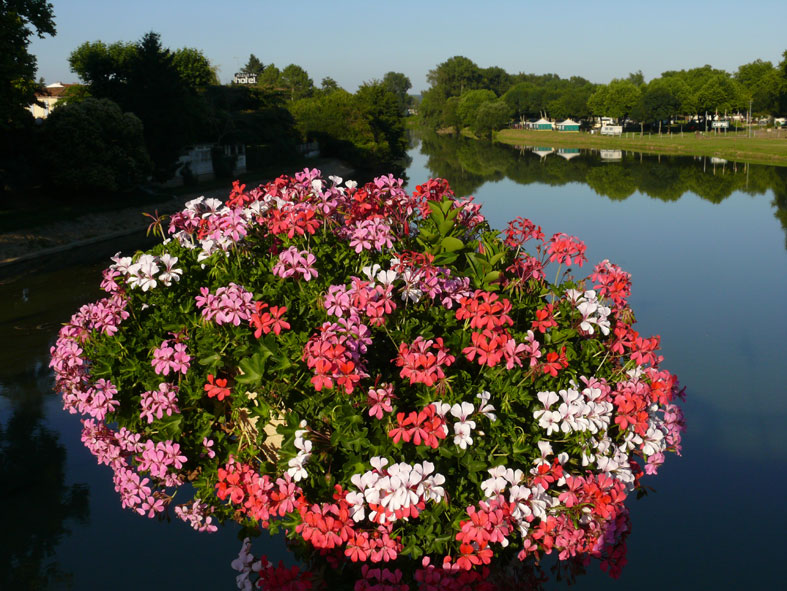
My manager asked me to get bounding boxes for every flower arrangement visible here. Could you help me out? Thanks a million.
[51,170,685,589]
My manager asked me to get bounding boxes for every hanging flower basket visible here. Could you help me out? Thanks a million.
[51,170,685,587]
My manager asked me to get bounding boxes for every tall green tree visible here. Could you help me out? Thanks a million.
[319,76,340,94]
[456,89,496,128]
[68,40,136,101]
[735,59,781,115]
[694,72,743,114]
[382,71,412,115]
[257,64,281,88]
[627,70,645,87]
[633,79,682,126]
[481,66,512,97]
[503,82,539,119]
[588,79,641,120]
[172,47,218,89]
[243,53,264,76]
[0,0,56,130]
[279,64,313,101]
[427,56,482,97]
[472,100,510,139]
[441,96,462,133]
[354,81,407,158]
[125,32,197,180]
[780,50,787,115]
[418,86,448,128]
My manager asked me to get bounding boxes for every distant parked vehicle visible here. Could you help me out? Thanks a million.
[600,125,622,136]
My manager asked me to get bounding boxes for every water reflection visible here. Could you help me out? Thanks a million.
[2,140,784,588]
[0,403,89,590]
[418,133,787,245]
[409,136,787,589]
[0,264,100,589]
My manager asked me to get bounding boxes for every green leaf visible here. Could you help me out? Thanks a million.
[427,201,445,223]
[483,270,501,284]
[487,251,506,267]
[441,236,464,253]
[438,218,455,237]
[236,350,269,384]
[419,229,436,242]
[270,355,292,372]
[199,353,221,366]
[158,414,183,439]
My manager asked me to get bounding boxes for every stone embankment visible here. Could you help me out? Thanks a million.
[0,160,354,272]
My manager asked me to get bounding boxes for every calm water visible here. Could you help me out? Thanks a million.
[2,137,785,589]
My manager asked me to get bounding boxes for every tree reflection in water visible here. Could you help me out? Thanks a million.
[0,269,94,590]
[416,132,787,247]
[0,402,89,590]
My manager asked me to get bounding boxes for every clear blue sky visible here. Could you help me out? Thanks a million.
[30,0,787,92]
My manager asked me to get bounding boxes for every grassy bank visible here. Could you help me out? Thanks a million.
[495,128,787,167]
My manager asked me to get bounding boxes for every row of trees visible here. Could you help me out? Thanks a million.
[418,55,787,135]
[0,1,409,198]
[238,54,411,168]
[587,62,786,125]
[241,54,414,116]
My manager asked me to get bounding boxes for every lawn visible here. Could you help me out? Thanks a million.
[495,128,787,167]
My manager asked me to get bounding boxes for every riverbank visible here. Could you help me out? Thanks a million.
[0,157,354,272]
[495,128,787,167]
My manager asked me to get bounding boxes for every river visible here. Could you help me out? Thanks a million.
[1,135,785,589]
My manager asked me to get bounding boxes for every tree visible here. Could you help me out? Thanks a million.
[289,85,405,168]
[627,70,645,87]
[126,32,198,180]
[588,79,641,120]
[172,47,218,89]
[427,56,482,97]
[382,71,412,115]
[279,64,314,101]
[456,89,496,129]
[354,82,406,158]
[441,96,462,133]
[243,53,264,76]
[482,66,513,96]
[320,76,340,94]
[694,72,743,115]
[634,79,681,126]
[472,100,510,139]
[780,50,787,115]
[257,64,281,88]
[0,0,56,130]
[68,40,137,102]
[503,82,539,118]
[736,59,781,115]
[548,80,595,120]
[418,87,448,128]
[40,98,151,193]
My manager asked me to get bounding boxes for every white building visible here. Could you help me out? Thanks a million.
[28,82,78,119]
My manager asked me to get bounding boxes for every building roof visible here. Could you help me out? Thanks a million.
[558,119,580,126]
[36,83,79,98]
